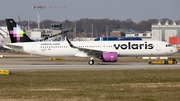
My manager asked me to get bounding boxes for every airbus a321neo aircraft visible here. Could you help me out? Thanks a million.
[4,19,178,65]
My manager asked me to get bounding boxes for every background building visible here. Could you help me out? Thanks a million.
[152,20,180,42]
[26,23,62,40]
[110,29,125,38]
[110,29,152,41]
[125,31,152,41]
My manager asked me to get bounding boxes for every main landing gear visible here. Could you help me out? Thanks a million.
[88,57,94,65]
[88,60,94,65]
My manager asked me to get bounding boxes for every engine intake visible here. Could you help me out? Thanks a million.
[102,52,117,62]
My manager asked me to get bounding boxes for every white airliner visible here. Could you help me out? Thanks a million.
[3,19,178,65]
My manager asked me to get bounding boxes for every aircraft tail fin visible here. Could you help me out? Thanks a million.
[6,19,32,43]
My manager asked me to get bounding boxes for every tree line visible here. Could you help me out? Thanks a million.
[0,18,179,37]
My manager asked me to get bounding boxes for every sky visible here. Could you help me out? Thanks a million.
[0,0,180,23]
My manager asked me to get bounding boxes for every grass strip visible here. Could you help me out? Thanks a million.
[0,70,180,100]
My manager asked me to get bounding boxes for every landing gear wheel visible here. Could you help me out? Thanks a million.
[164,61,168,65]
[149,61,152,65]
[88,60,94,65]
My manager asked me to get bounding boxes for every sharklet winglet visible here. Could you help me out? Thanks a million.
[66,38,75,48]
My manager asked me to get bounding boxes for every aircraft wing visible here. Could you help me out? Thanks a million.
[66,38,103,57]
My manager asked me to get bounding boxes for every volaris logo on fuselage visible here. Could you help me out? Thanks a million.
[114,42,154,50]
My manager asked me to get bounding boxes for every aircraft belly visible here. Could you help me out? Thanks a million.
[118,49,160,56]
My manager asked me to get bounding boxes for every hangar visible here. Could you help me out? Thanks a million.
[152,20,180,43]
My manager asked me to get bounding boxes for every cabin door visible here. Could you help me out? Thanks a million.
[156,41,161,51]
[31,43,36,52]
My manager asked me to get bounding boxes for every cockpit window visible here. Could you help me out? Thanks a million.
[166,44,172,47]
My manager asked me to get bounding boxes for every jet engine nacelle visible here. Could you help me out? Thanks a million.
[102,52,117,62]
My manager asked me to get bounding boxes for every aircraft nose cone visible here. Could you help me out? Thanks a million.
[170,48,178,54]
[173,48,178,53]
[175,48,178,53]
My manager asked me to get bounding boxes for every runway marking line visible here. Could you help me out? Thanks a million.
[29,88,66,91]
